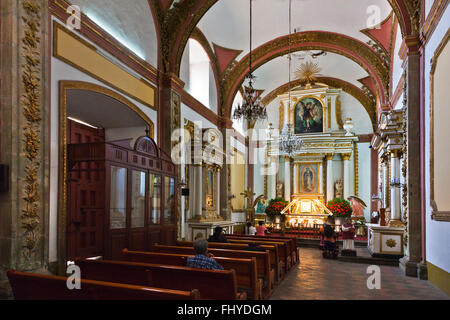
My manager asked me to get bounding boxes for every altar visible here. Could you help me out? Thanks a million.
[281,194,331,228]
[268,81,360,212]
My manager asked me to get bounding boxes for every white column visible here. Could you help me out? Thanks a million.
[284,157,291,201]
[194,164,202,217]
[319,163,323,195]
[342,153,351,199]
[326,154,334,201]
[293,164,298,194]
[283,101,289,130]
[390,151,401,221]
[382,161,387,208]
[329,95,338,131]
[216,168,221,217]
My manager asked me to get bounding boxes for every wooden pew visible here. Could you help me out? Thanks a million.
[175,240,283,283]
[7,270,200,300]
[74,258,246,300]
[121,249,262,300]
[227,237,292,273]
[227,234,299,264]
[226,239,290,273]
[150,244,273,298]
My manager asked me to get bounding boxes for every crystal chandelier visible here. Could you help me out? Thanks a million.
[232,0,267,122]
[279,0,303,156]
[280,124,303,156]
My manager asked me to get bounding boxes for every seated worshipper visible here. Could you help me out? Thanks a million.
[255,221,268,236]
[186,239,224,270]
[246,222,257,235]
[194,232,204,240]
[322,223,338,259]
[341,218,356,256]
[208,226,229,243]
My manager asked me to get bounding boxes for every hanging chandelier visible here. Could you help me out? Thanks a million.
[279,0,303,156]
[232,0,267,123]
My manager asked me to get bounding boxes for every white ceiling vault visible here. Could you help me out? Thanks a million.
[193,0,395,125]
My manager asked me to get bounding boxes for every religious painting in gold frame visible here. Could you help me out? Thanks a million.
[294,96,324,134]
[298,163,319,194]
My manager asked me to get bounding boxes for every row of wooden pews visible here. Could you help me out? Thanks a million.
[7,234,298,300]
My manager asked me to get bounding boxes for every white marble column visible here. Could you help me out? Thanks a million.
[329,95,338,131]
[283,101,289,130]
[284,157,291,201]
[342,153,351,199]
[319,163,324,195]
[194,164,202,217]
[293,164,298,194]
[390,151,401,221]
[216,168,221,217]
[381,161,387,208]
[326,154,334,201]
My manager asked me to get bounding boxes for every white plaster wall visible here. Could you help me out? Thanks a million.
[49,17,158,262]
[358,142,372,221]
[209,65,218,113]
[392,24,404,95]
[425,0,435,19]
[424,5,450,272]
[339,92,374,135]
[393,92,404,110]
[105,126,147,147]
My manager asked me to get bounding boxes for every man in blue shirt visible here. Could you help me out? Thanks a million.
[186,238,224,270]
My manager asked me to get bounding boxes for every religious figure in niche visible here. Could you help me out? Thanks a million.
[299,164,318,193]
[295,97,323,134]
[303,168,314,192]
[347,196,367,217]
[334,179,343,199]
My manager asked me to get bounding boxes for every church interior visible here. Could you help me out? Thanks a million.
[0,0,449,302]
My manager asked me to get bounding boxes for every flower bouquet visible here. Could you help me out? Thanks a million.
[265,198,288,220]
[326,198,353,218]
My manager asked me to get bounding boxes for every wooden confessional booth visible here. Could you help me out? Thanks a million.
[66,120,178,260]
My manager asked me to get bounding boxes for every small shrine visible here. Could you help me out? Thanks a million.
[186,128,235,240]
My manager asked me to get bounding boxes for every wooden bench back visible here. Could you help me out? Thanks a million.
[176,240,279,271]
[151,244,271,295]
[74,258,241,300]
[122,249,259,299]
[225,239,289,269]
[227,234,298,262]
[7,270,199,300]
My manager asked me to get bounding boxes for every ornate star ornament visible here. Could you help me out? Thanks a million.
[294,61,322,86]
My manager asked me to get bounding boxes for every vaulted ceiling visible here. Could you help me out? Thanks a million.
[72,0,420,127]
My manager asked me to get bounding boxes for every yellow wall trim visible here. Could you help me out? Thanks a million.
[53,22,156,110]
[427,261,450,296]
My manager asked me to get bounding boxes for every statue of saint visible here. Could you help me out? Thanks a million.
[334,179,343,199]
[347,196,367,217]
[276,183,284,198]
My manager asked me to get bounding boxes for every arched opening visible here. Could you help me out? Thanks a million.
[180,38,218,112]
[58,81,176,263]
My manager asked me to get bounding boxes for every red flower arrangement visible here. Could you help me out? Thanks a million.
[326,198,353,218]
[265,198,289,218]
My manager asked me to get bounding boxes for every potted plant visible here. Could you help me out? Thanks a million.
[326,198,353,225]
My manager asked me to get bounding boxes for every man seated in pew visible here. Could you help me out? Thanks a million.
[208,226,229,243]
[186,239,224,271]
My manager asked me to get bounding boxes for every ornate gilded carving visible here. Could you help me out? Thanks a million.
[336,96,344,130]
[386,238,397,248]
[21,0,42,258]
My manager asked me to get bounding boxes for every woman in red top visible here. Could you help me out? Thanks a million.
[255,221,267,236]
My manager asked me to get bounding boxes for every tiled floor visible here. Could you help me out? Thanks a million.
[270,247,449,300]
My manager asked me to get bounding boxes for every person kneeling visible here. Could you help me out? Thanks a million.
[322,224,338,259]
